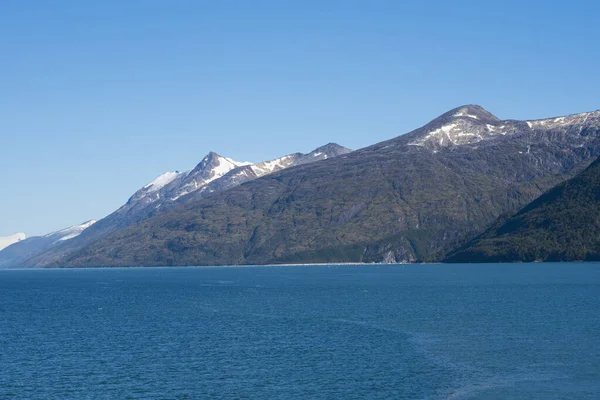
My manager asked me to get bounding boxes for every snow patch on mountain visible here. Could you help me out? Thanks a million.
[406,105,507,149]
[205,156,249,184]
[144,171,183,193]
[250,155,295,177]
[44,220,97,243]
[526,110,600,129]
[168,154,250,201]
[56,220,97,242]
[0,233,27,251]
[409,120,491,147]
[224,157,252,167]
[454,111,479,119]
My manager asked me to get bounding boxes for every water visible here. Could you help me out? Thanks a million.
[1,264,599,399]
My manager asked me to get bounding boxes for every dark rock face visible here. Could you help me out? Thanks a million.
[24,144,351,267]
[445,156,600,263]
[57,105,600,267]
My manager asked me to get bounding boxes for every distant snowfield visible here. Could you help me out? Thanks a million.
[0,233,27,251]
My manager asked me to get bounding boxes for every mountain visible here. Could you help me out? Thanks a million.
[445,156,600,262]
[179,143,352,203]
[24,144,351,267]
[113,152,250,219]
[0,221,95,267]
[0,233,26,252]
[58,105,600,267]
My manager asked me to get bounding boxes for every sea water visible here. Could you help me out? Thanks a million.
[1,263,599,399]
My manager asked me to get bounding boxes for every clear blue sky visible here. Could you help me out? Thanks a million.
[1,0,599,236]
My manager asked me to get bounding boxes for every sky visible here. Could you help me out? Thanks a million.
[1,0,599,236]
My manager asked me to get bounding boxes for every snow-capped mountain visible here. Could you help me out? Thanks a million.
[117,152,251,216]
[407,105,503,148]
[0,221,96,267]
[102,144,349,218]
[405,105,600,151]
[0,233,26,252]
[168,153,251,201]
[180,143,352,201]
[23,143,351,267]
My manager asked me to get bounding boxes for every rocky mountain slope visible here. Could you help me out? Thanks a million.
[445,156,600,262]
[23,144,350,267]
[0,221,95,267]
[58,105,600,267]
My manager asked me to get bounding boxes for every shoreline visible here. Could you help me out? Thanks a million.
[4,261,599,271]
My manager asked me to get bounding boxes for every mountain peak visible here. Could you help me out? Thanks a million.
[204,151,221,160]
[444,104,500,123]
[405,104,503,149]
[198,151,223,167]
[192,152,227,174]
[197,151,251,170]
[312,143,352,156]
[168,152,251,201]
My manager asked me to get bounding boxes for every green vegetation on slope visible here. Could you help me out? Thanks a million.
[446,157,600,262]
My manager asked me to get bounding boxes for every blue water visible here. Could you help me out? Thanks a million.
[1,264,599,399]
